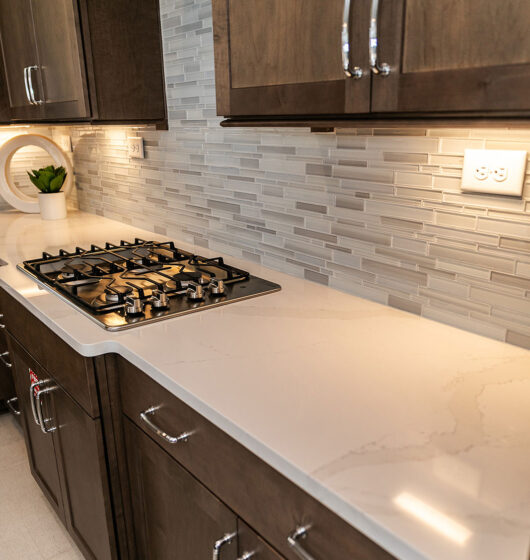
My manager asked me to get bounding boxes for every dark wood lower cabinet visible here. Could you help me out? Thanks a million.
[1,285,391,560]
[0,321,17,411]
[124,417,238,560]
[53,385,116,560]
[10,336,65,520]
[7,333,116,560]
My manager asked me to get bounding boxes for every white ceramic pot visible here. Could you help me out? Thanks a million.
[38,192,67,220]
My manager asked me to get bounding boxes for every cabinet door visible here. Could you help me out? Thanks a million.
[0,0,44,120]
[0,54,9,123]
[372,0,530,113]
[52,383,116,560]
[7,335,65,520]
[213,0,371,117]
[30,0,89,120]
[124,417,238,560]
[0,320,16,402]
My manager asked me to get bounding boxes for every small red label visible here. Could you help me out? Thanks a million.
[29,368,39,397]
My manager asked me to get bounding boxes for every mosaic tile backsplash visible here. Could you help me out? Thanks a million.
[3,0,530,350]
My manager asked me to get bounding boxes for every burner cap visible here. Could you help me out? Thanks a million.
[60,262,93,279]
[105,285,133,303]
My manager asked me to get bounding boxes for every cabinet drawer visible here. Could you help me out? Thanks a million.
[0,288,99,417]
[115,356,394,560]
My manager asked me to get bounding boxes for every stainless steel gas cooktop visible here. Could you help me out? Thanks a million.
[18,238,281,331]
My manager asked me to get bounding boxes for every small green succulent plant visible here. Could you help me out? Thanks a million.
[27,165,67,193]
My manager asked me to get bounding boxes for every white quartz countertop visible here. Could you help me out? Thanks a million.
[1,210,529,560]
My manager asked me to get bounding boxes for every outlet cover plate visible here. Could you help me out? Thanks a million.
[127,137,144,159]
[461,149,527,196]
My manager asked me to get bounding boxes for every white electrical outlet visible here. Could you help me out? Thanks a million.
[127,137,144,159]
[461,149,527,196]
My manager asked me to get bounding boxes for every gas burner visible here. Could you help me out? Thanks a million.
[104,285,133,303]
[60,262,94,280]
[19,238,280,330]
[130,258,164,274]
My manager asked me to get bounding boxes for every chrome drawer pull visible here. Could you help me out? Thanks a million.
[0,313,5,328]
[212,532,237,560]
[369,0,390,75]
[342,0,363,78]
[0,351,12,368]
[237,552,256,560]
[30,379,51,426]
[36,385,58,434]
[287,526,315,560]
[6,397,21,416]
[139,406,192,444]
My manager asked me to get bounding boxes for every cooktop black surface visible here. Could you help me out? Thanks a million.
[18,238,281,330]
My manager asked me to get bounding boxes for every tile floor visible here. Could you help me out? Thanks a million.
[0,411,83,560]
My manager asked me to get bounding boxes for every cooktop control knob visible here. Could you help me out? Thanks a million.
[208,279,225,296]
[186,282,204,301]
[125,296,144,315]
[152,289,169,309]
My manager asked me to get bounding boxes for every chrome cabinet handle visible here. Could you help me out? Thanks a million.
[36,385,57,434]
[139,406,192,444]
[0,313,6,328]
[0,351,12,368]
[6,397,21,416]
[27,65,44,105]
[30,379,51,426]
[287,526,315,560]
[23,67,35,105]
[342,0,363,78]
[369,0,390,76]
[237,552,256,560]
[212,532,237,560]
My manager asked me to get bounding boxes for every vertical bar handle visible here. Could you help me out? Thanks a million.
[0,313,6,328]
[23,67,35,104]
[287,526,316,560]
[27,65,44,105]
[369,0,390,75]
[342,0,363,78]
[36,385,57,434]
[30,379,51,426]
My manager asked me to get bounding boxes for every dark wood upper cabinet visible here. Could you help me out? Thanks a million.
[80,0,166,123]
[0,0,44,121]
[30,0,90,120]
[213,0,530,122]
[372,0,530,113]
[0,0,166,125]
[213,0,371,117]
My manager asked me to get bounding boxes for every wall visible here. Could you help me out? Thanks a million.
[6,0,530,350]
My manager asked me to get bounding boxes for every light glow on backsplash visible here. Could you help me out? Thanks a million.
[1,0,530,352]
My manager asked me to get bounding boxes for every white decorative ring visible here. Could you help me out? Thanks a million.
[0,134,73,214]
